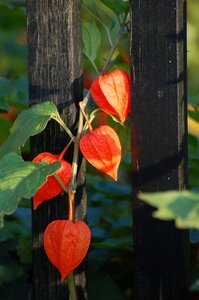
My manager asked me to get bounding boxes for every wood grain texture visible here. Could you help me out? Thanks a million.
[131,1,188,299]
[27,1,87,299]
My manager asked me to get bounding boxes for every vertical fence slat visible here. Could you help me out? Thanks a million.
[131,1,188,299]
[27,1,86,299]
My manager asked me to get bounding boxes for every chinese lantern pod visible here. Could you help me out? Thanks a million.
[44,220,91,281]
[79,125,121,181]
[32,152,72,209]
[91,69,130,124]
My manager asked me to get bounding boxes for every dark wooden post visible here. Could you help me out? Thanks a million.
[131,1,188,300]
[27,1,87,299]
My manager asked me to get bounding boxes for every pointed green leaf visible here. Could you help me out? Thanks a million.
[92,236,132,249]
[83,0,115,29]
[100,0,129,15]
[0,152,61,228]
[89,273,126,300]
[0,76,28,107]
[140,190,199,229]
[0,100,9,112]
[83,21,101,62]
[0,101,71,159]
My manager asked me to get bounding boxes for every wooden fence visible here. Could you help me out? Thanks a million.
[27,0,188,299]
[131,1,188,299]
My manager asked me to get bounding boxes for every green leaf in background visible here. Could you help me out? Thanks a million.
[100,0,129,15]
[0,152,61,228]
[0,100,9,111]
[108,116,131,157]
[189,111,199,123]
[92,236,132,250]
[0,101,69,159]
[83,21,101,62]
[0,76,28,107]
[82,0,115,30]
[0,119,12,144]
[88,273,126,300]
[16,235,32,266]
[0,0,25,9]
[190,279,199,291]
[0,277,31,300]
[140,190,199,229]
[87,174,131,199]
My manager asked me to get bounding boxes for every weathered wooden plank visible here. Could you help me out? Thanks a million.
[131,1,188,299]
[27,1,86,299]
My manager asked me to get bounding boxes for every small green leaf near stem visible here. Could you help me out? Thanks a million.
[82,4,113,47]
[52,114,74,140]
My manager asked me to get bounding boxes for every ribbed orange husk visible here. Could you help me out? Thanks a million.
[32,152,72,209]
[44,220,91,281]
[90,69,130,124]
[79,125,121,181]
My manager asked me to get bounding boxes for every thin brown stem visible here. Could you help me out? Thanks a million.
[68,190,74,221]
[79,102,93,132]
[101,11,129,74]
[65,13,129,299]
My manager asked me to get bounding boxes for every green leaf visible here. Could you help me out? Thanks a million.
[0,0,25,10]
[0,77,12,96]
[140,190,199,229]
[16,236,32,265]
[92,236,132,250]
[108,113,123,125]
[82,0,115,29]
[0,100,9,112]
[0,119,12,143]
[83,21,101,62]
[87,174,131,199]
[0,76,28,107]
[89,108,102,122]
[89,273,126,300]
[100,0,129,15]
[190,279,199,291]
[0,152,61,228]
[108,116,131,157]
[189,111,199,122]
[0,101,69,159]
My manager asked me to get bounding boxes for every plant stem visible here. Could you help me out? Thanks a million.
[65,12,129,299]
[67,10,129,192]
[53,114,74,140]
[101,11,129,74]
[67,272,77,300]
[68,190,74,221]
[53,174,68,193]
[66,96,89,300]
[79,103,93,132]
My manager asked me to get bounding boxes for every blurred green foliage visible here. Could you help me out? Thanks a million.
[188,0,199,103]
